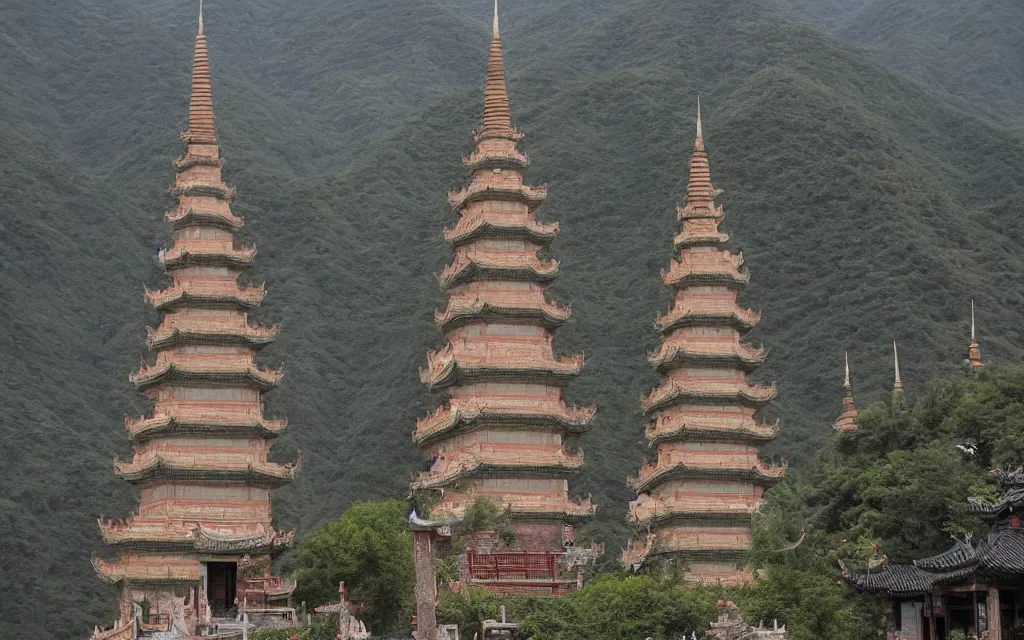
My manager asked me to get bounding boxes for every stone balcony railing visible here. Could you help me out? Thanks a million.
[139,500,271,523]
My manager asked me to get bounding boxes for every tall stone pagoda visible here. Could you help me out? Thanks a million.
[91,8,296,638]
[622,104,786,585]
[833,352,859,433]
[968,300,984,369]
[412,1,596,588]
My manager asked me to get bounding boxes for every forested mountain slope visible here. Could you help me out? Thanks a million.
[3,0,1024,637]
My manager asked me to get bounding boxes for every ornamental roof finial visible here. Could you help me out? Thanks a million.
[844,351,851,389]
[185,0,217,144]
[893,341,904,395]
[479,0,514,140]
[696,95,703,143]
[969,300,984,369]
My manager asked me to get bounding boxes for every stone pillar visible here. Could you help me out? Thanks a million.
[988,587,1002,640]
[413,530,437,640]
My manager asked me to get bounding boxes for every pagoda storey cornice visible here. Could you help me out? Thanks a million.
[146,280,266,310]
[412,444,584,490]
[627,493,759,526]
[627,457,787,494]
[645,416,779,445]
[173,150,223,171]
[420,342,585,390]
[167,207,243,231]
[433,492,597,522]
[97,518,295,554]
[125,410,287,441]
[158,240,256,270]
[146,318,278,350]
[438,248,559,290]
[641,379,777,415]
[447,182,548,212]
[661,251,749,288]
[435,295,570,332]
[130,353,283,392]
[462,145,530,171]
[113,453,298,488]
[444,208,558,246]
[414,399,595,445]
[648,340,767,372]
[655,300,760,333]
[91,552,202,585]
[674,228,730,249]
[169,181,236,203]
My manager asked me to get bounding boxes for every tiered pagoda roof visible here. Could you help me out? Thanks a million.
[413,1,596,558]
[832,352,858,433]
[624,102,782,585]
[92,8,296,633]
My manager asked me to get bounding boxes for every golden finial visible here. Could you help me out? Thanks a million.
[493,0,500,38]
[893,341,904,395]
[198,0,204,36]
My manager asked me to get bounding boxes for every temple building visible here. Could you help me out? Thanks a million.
[90,8,297,638]
[833,352,859,433]
[411,1,596,593]
[843,468,1024,640]
[622,104,786,585]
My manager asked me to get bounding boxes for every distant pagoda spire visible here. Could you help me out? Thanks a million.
[412,0,595,592]
[90,8,295,636]
[622,101,783,586]
[893,341,904,396]
[968,300,984,369]
[833,352,859,433]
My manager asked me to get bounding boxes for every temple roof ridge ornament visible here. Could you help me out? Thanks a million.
[833,351,859,433]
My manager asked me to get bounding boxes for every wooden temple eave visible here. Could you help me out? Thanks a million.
[435,296,571,332]
[627,494,759,526]
[168,181,236,202]
[447,182,548,212]
[644,418,780,446]
[91,552,202,585]
[661,252,750,288]
[97,518,294,554]
[673,229,730,248]
[419,343,585,390]
[113,454,298,487]
[437,249,559,290]
[432,492,596,521]
[647,341,768,372]
[654,301,760,333]
[146,320,279,350]
[414,401,595,446]
[166,207,244,230]
[627,458,788,494]
[145,280,266,310]
[125,412,287,441]
[130,355,283,392]
[157,241,257,270]
[462,146,530,171]
[443,211,559,246]
[640,380,778,415]
[412,445,585,490]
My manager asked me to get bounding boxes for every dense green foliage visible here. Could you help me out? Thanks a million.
[4,0,1024,636]
[292,500,414,634]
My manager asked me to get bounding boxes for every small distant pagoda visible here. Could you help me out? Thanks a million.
[968,300,984,369]
[411,0,596,593]
[622,102,786,586]
[833,352,858,433]
[90,8,296,638]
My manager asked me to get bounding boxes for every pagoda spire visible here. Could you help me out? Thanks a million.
[968,300,984,369]
[624,102,782,586]
[833,352,859,433]
[893,341,904,396]
[479,0,514,140]
[185,0,217,145]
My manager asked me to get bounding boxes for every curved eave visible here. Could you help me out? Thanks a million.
[114,458,296,488]
[159,248,256,270]
[420,359,585,391]
[655,310,760,334]
[130,363,283,392]
[673,231,729,248]
[648,546,748,561]
[173,153,224,172]
[448,184,548,212]
[169,182,236,202]
[412,459,583,490]
[648,346,768,373]
[147,326,278,351]
[99,534,293,556]
[438,258,559,290]
[632,510,755,528]
[444,219,558,246]
[640,383,777,415]
[414,407,595,447]
[645,423,780,446]
[435,301,570,332]
[661,269,750,289]
[91,553,202,585]
[125,416,288,442]
[628,463,786,493]
[146,286,265,311]
[462,150,530,172]
[167,208,244,231]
